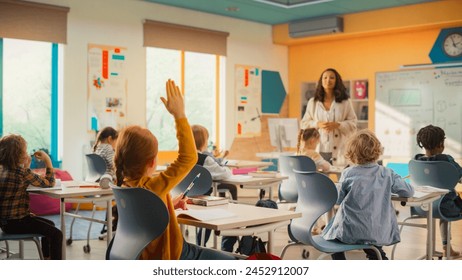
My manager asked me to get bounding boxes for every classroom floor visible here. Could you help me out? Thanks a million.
[2,198,462,261]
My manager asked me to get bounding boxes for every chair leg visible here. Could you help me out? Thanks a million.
[279,242,302,259]
[3,240,10,258]
[32,238,44,260]
[445,222,451,260]
[19,240,25,259]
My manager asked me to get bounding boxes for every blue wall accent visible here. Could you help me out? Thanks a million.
[51,44,60,167]
[262,70,286,114]
[0,39,3,136]
[429,27,462,64]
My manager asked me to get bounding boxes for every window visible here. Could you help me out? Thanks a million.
[146,47,224,151]
[0,38,63,166]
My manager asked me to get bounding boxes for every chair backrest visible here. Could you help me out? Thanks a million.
[278,155,316,203]
[85,154,107,182]
[170,165,213,197]
[288,170,338,246]
[408,159,459,191]
[106,186,169,260]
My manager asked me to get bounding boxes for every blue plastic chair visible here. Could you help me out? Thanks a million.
[0,230,44,259]
[170,165,213,197]
[85,153,107,182]
[277,155,316,203]
[392,159,461,260]
[280,170,382,260]
[106,186,169,260]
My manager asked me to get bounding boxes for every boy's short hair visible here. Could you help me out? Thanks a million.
[0,134,27,169]
[191,125,209,151]
[345,129,383,165]
[416,125,445,150]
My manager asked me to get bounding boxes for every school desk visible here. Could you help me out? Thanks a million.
[391,191,445,260]
[176,203,301,254]
[28,182,113,260]
[213,175,288,201]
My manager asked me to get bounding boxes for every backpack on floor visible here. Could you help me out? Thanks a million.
[236,199,280,259]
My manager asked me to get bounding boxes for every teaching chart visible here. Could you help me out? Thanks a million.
[235,65,261,137]
[88,44,127,131]
[375,67,462,159]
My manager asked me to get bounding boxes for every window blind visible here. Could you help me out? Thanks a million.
[143,20,229,56]
[0,0,69,44]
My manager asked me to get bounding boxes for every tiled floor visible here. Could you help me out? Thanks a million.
[2,199,461,260]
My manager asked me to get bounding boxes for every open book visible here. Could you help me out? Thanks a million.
[175,208,235,221]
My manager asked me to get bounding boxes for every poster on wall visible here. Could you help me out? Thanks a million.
[88,44,127,131]
[235,65,261,138]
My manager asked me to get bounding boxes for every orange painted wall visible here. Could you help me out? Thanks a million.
[274,0,462,131]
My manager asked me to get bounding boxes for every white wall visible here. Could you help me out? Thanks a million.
[32,0,288,179]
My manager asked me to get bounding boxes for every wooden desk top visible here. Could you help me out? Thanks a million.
[177,203,301,231]
[216,175,288,186]
[28,181,113,199]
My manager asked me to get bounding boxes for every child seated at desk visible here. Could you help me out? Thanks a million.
[0,134,63,260]
[322,129,414,260]
[296,128,333,172]
[113,79,234,260]
[415,124,462,257]
[191,124,238,252]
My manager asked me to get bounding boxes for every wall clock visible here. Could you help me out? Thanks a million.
[429,27,462,63]
[442,32,462,57]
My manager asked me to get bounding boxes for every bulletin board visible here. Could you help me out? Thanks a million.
[375,67,462,159]
[87,44,127,131]
[235,65,261,137]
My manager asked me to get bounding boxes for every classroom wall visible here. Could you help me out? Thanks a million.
[30,0,288,179]
[274,0,462,133]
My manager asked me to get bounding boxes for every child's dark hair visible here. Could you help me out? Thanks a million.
[296,128,320,154]
[0,134,27,169]
[416,125,445,150]
[93,126,118,152]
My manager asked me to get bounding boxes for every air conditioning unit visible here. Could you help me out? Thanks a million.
[289,16,343,38]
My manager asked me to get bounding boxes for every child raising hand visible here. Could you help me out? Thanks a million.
[114,79,235,260]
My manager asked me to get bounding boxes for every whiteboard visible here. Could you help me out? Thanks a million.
[375,67,462,159]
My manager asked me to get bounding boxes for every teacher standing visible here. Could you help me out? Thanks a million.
[301,68,357,167]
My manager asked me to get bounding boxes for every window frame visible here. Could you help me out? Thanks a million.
[0,38,62,167]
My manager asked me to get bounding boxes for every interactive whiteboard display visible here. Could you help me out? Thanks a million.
[375,67,462,159]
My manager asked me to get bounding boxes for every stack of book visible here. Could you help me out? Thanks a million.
[188,195,228,206]
[248,171,279,178]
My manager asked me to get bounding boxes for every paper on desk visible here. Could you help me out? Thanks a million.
[27,185,62,191]
[414,185,450,194]
[175,208,235,221]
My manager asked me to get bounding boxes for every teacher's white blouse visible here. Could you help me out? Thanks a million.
[301,98,357,166]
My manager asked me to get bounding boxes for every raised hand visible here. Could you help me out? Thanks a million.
[160,79,186,120]
[33,150,53,168]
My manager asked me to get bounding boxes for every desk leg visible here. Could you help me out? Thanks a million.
[427,202,433,260]
[107,199,113,247]
[60,198,66,260]
[268,231,273,254]
[268,184,273,201]
[212,182,218,196]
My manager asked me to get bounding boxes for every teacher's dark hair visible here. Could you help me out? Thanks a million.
[314,68,349,103]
